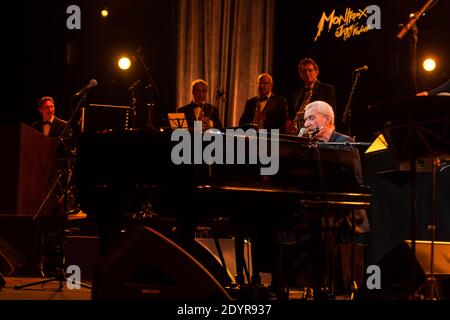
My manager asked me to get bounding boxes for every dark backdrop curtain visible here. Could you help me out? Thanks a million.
[176,0,275,127]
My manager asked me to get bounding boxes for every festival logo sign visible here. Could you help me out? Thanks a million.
[314,5,381,42]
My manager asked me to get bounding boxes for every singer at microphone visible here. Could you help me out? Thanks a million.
[302,100,355,144]
[296,100,371,276]
[74,79,98,97]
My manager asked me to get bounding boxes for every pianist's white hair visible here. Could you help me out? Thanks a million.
[305,100,335,128]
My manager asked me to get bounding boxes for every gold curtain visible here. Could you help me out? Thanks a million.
[176,0,275,126]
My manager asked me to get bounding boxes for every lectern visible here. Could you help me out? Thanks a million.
[0,123,56,216]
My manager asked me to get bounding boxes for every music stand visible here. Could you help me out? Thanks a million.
[168,113,188,129]
[368,96,450,300]
[81,103,131,133]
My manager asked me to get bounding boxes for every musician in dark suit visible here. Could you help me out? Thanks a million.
[31,96,71,275]
[32,96,67,138]
[239,73,288,133]
[289,58,336,132]
[178,79,223,130]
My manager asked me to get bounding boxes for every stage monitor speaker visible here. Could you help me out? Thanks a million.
[195,237,252,283]
[0,237,25,276]
[92,226,232,300]
[0,215,41,275]
[365,240,450,299]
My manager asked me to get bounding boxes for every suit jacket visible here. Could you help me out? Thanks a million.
[32,117,68,138]
[290,80,336,118]
[239,94,288,133]
[178,102,223,129]
[329,130,370,233]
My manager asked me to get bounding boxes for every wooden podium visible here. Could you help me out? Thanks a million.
[0,123,57,216]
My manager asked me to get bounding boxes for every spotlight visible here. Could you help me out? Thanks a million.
[423,58,436,72]
[101,9,109,18]
[118,57,131,70]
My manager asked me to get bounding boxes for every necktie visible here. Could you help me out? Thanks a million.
[194,106,203,121]
[255,97,268,129]
[299,85,314,113]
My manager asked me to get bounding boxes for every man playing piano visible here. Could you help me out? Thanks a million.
[300,100,370,232]
[288,100,370,296]
[301,100,352,143]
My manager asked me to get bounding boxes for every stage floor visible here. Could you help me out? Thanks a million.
[1,276,356,300]
[0,276,92,300]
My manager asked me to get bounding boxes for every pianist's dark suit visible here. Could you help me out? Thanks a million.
[329,130,370,233]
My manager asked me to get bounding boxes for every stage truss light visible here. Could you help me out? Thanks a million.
[423,58,436,72]
[118,57,131,70]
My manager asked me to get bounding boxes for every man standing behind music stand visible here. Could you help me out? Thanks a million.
[178,79,223,130]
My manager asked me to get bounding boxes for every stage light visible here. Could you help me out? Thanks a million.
[101,9,109,18]
[423,58,436,72]
[118,57,131,70]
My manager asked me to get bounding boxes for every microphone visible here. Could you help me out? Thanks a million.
[354,65,368,73]
[74,79,98,96]
[298,126,323,138]
[298,127,307,137]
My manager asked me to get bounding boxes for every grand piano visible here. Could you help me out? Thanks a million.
[75,128,371,298]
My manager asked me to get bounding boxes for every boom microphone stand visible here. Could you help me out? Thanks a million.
[341,66,366,136]
[136,46,159,130]
[396,0,436,95]
[14,92,93,291]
